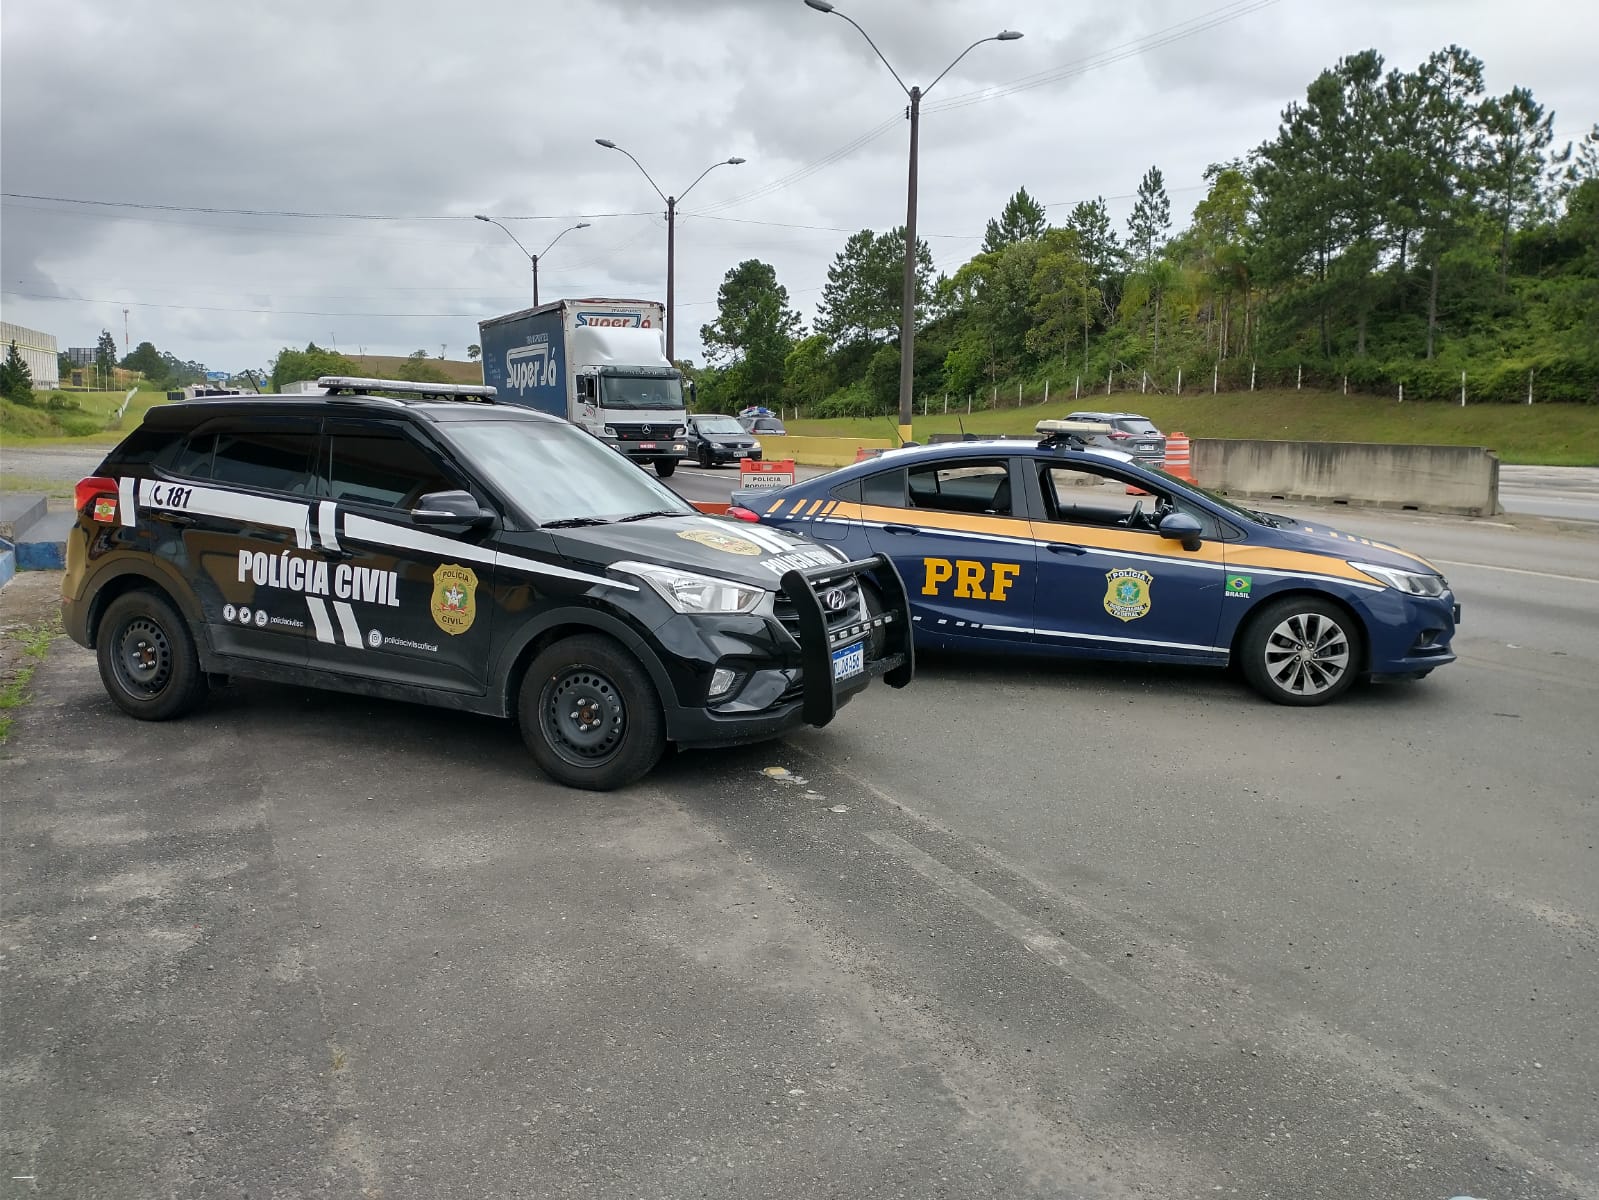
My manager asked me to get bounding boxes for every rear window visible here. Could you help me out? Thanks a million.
[1113,418,1160,435]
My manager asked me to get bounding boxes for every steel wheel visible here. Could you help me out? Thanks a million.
[519,634,666,790]
[1240,596,1362,707]
[540,667,628,768]
[113,616,174,698]
[95,589,208,721]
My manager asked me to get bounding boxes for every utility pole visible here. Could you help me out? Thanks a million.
[803,0,1021,442]
[122,308,129,349]
[594,141,743,362]
[475,216,590,309]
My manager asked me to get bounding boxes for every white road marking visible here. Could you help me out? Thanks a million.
[1432,559,1597,584]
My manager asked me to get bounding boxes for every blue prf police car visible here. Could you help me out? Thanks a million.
[728,420,1460,706]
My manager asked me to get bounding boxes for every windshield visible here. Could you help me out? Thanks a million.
[600,374,684,411]
[694,415,745,435]
[442,419,691,525]
[1114,418,1160,435]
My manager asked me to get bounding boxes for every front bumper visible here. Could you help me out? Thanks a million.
[702,445,761,463]
[1363,590,1460,679]
[655,553,915,747]
[605,438,688,463]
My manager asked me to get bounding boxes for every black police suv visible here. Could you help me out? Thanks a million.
[61,377,914,790]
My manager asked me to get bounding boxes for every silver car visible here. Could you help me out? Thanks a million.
[1064,411,1166,465]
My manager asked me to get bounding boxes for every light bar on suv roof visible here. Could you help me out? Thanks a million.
[316,376,498,401]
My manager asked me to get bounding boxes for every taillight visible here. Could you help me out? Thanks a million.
[726,505,762,523]
[76,476,120,523]
[1108,430,1131,439]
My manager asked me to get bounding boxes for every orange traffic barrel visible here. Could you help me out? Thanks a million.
[1164,432,1196,483]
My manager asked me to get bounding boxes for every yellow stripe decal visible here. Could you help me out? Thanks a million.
[806,499,824,516]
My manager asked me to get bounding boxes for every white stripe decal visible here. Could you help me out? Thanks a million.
[332,601,363,648]
[118,477,137,527]
[727,520,794,554]
[981,621,1226,653]
[305,597,335,643]
[139,480,313,549]
[318,501,340,552]
[340,513,637,591]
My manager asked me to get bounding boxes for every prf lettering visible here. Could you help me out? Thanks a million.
[922,558,1021,602]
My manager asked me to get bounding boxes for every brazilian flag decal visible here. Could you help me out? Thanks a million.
[1225,574,1252,598]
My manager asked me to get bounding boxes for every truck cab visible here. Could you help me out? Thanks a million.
[479,298,690,478]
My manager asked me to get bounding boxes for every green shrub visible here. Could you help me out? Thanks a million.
[57,413,103,437]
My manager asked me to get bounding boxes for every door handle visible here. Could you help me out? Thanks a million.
[1045,542,1086,556]
[883,524,921,535]
[155,512,196,528]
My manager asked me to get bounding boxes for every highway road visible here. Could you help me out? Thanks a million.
[3,458,1597,1199]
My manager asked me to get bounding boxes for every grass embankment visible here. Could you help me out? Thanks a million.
[1,389,172,448]
[785,389,1599,466]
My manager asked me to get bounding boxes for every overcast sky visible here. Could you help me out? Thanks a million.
[3,0,1595,376]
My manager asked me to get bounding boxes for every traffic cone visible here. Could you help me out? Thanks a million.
[1164,432,1196,483]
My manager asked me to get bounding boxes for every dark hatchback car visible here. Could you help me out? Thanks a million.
[684,413,763,468]
[1064,411,1166,465]
[60,376,913,790]
[739,415,787,438]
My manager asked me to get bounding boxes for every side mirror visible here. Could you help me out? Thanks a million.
[1157,511,1204,552]
[576,375,594,400]
[412,490,494,528]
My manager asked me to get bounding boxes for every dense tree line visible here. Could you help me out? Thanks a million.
[688,43,1597,415]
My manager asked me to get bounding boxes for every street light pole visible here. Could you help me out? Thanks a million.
[475,214,589,306]
[803,0,1021,441]
[595,139,745,364]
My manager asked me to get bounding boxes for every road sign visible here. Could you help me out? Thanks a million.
[739,458,796,490]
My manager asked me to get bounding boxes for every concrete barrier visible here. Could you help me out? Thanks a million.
[767,435,895,467]
[1190,439,1501,518]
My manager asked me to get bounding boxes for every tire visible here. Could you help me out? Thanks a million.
[1239,596,1362,707]
[654,459,677,478]
[697,446,712,469]
[518,634,666,791]
[859,579,889,660]
[95,589,208,721]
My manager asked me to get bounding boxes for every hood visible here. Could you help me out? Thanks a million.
[546,512,845,589]
[704,432,755,445]
[1261,516,1442,575]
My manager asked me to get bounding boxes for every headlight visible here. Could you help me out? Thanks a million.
[614,561,767,614]
[750,440,762,452]
[673,426,686,437]
[1350,561,1447,597]
[602,425,617,437]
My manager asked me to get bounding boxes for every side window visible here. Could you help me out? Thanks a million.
[830,477,862,504]
[170,432,217,479]
[1039,464,1222,539]
[906,460,1013,515]
[210,428,318,495]
[325,429,462,509]
[861,467,906,507]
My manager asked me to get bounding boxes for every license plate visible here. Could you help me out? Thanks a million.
[831,641,864,682]
[1137,442,1158,451]
[639,441,656,449]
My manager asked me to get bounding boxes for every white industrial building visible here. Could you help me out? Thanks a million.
[0,321,60,389]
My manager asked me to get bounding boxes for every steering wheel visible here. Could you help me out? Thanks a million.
[1126,500,1150,530]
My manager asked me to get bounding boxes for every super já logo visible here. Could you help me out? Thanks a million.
[1103,567,1153,622]
[676,529,762,556]
[431,563,478,635]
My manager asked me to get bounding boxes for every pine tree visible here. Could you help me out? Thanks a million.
[1127,167,1172,266]
[1,340,34,401]
[982,187,1047,254]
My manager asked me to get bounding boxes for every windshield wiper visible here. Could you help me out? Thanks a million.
[616,509,682,523]
[541,516,614,529]
[1249,509,1281,528]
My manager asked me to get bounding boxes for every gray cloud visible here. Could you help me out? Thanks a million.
[3,0,1595,372]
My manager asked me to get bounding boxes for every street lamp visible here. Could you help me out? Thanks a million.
[594,139,745,363]
[804,0,1021,440]
[474,214,591,307]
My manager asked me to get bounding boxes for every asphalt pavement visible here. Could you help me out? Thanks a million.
[3,459,1597,1199]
